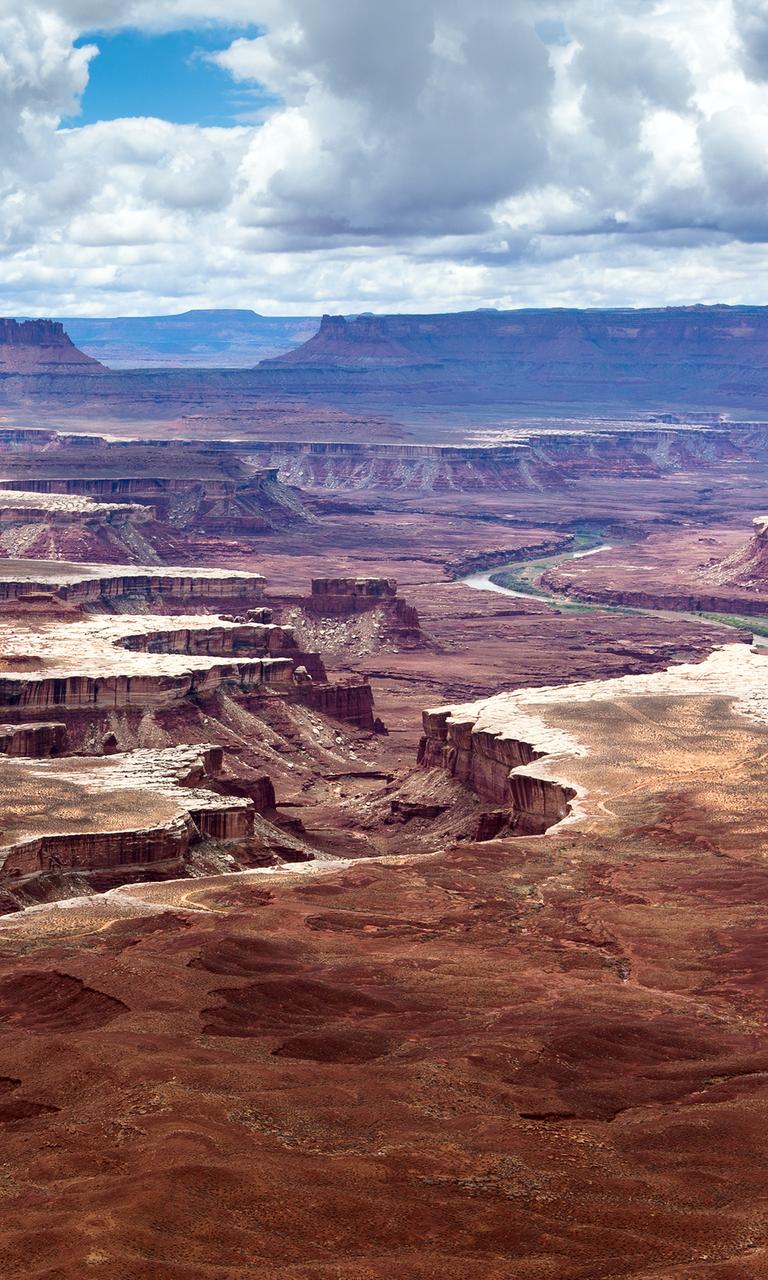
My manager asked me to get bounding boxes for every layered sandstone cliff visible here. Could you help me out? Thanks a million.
[0,722,67,757]
[0,560,266,608]
[0,612,304,713]
[418,642,768,841]
[0,744,255,877]
[0,469,311,535]
[418,703,576,835]
[240,426,744,493]
[0,490,161,563]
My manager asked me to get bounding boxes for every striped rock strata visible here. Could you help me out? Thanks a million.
[0,744,254,876]
[0,613,298,712]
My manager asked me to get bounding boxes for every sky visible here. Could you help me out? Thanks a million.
[3,0,768,316]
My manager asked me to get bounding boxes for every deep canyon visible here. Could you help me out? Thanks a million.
[0,312,767,1279]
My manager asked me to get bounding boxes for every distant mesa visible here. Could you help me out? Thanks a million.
[0,319,104,375]
[55,309,317,369]
[263,304,768,370]
[257,305,768,410]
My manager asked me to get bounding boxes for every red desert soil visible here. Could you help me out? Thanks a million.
[2,754,768,1278]
[2,430,768,1277]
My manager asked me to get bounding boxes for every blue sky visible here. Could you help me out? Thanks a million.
[4,0,768,316]
[71,26,271,127]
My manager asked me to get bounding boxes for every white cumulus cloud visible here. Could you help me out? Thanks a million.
[1,0,768,314]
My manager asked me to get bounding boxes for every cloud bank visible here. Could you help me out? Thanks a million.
[2,0,768,313]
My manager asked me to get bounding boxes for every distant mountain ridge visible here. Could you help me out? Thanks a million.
[266,305,768,367]
[50,309,317,368]
[5,304,768,419]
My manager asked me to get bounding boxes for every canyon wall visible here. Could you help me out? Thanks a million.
[240,426,750,492]
[0,722,67,757]
[0,468,311,538]
[0,564,266,609]
[292,678,376,732]
[0,745,255,878]
[0,656,295,714]
[418,705,575,835]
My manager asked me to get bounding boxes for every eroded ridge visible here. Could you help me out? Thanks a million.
[0,559,381,905]
[419,641,767,836]
[0,744,254,877]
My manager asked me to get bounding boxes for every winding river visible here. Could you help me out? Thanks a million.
[462,542,613,600]
[460,539,767,640]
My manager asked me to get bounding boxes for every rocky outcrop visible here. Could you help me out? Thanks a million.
[0,609,314,714]
[0,320,104,374]
[707,514,768,594]
[292,678,376,732]
[418,704,575,835]
[0,491,160,564]
[309,577,398,615]
[0,722,67,757]
[118,621,299,658]
[311,577,424,645]
[0,744,256,877]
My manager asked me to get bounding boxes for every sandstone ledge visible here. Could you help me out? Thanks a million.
[0,558,265,606]
[420,642,766,836]
[0,744,254,877]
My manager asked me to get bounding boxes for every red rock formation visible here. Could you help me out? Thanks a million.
[418,705,574,835]
[0,656,295,713]
[310,577,398,613]
[0,744,257,878]
[0,722,67,757]
[0,563,266,608]
[304,577,426,649]
[710,514,768,591]
[117,621,300,658]
[292,677,376,732]
[0,469,311,535]
[0,319,104,374]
